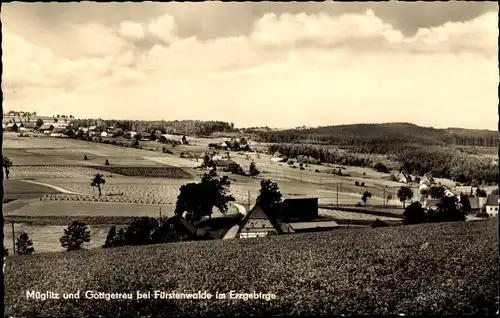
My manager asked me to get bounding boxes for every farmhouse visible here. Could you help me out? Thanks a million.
[212,159,235,171]
[38,123,54,133]
[141,133,152,141]
[5,122,21,132]
[485,194,499,216]
[237,204,284,239]
[397,171,411,183]
[20,122,36,132]
[271,151,286,162]
[424,198,441,210]
[151,215,200,243]
[420,173,435,186]
[280,197,319,221]
[101,131,109,137]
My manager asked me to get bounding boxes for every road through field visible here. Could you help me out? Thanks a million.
[20,180,90,195]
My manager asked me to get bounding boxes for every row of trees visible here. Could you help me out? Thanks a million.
[250,123,499,148]
[68,119,235,137]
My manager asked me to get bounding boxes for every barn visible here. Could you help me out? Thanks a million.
[280,197,319,221]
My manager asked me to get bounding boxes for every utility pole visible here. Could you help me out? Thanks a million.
[336,186,339,206]
[247,190,251,213]
[11,221,15,255]
[383,186,386,208]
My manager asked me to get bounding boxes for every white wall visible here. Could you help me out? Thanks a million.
[486,205,498,216]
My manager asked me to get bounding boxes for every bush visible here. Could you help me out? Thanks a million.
[361,182,365,187]
[315,169,320,173]
[355,181,359,186]
[15,232,34,255]
[60,221,91,251]
[371,219,388,228]
[355,203,363,207]
[300,167,305,170]
[288,160,295,165]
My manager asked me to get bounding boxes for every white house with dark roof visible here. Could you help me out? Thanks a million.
[237,204,284,239]
[485,194,499,216]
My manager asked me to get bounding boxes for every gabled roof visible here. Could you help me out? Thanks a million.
[39,124,54,130]
[6,123,18,128]
[486,194,499,206]
[238,203,283,235]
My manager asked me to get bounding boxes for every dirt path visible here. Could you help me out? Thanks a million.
[20,180,90,195]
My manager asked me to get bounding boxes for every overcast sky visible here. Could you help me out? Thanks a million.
[2,2,498,129]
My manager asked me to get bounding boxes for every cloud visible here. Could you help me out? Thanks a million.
[2,8,498,129]
[118,20,145,40]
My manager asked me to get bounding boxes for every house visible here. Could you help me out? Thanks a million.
[420,173,435,186]
[443,188,455,198]
[280,197,319,221]
[101,131,109,137]
[141,133,152,141]
[237,204,284,239]
[485,194,499,216]
[424,198,441,210]
[5,122,21,132]
[79,127,89,133]
[38,123,54,133]
[271,151,285,162]
[128,131,138,138]
[464,197,481,213]
[397,171,411,183]
[150,215,201,243]
[288,221,339,233]
[20,122,36,132]
[212,159,235,171]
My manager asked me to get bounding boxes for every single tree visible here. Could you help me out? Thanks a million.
[459,193,471,215]
[249,162,260,176]
[436,196,464,222]
[84,155,88,160]
[403,202,427,225]
[105,159,110,166]
[60,221,91,251]
[256,179,283,218]
[103,226,117,248]
[361,191,372,207]
[175,170,235,224]
[397,186,414,208]
[3,156,13,180]
[35,118,44,128]
[428,185,446,199]
[202,154,210,168]
[182,135,187,144]
[475,188,487,197]
[15,232,35,255]
[124,217,161,246]
[91,173,106,196]
[53,118,58,123]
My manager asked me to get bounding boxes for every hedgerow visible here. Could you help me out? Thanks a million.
[4,219,498,316]
[93,166,192,179]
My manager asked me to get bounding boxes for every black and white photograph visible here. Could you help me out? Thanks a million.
[2,1,499,316]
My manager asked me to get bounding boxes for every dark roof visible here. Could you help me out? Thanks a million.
[39,124,54,130]
[151,215,198,242]
[486,194,499,206]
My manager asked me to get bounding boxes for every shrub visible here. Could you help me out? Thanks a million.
[361,182,365,187]
[60,221,91,251]
[288,160,295,165]
[355,203,363,207]
[15,232,34,255]
[315,169,320,173]
[371,219,388,228]
[355,181,359,186]
[300,167,305,170]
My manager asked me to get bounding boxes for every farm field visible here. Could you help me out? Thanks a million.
[4,219,498,316]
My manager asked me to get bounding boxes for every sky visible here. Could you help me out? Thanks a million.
[1,2,498,129]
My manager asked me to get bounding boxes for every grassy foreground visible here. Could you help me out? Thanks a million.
[4,219,498,316]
